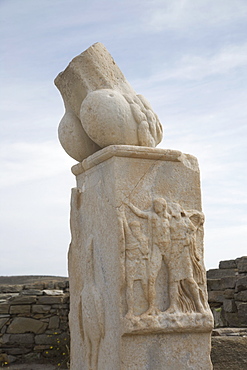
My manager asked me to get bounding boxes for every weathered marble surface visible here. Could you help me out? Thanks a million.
[55,43,162,162]
[68,145,213,369]
[56,43,213,369]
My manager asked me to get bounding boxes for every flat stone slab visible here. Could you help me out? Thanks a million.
[8,365,67,370]
[211,336,247,370]
[207,268,238,279]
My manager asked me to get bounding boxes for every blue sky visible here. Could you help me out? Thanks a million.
[0,0,246,276]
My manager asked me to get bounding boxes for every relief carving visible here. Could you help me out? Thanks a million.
[80,237,105,370]
[125,198,171,316]
[120,198,207,319]
[119,206,149,319]
[167,202,206,314]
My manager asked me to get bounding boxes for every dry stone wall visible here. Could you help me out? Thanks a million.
[0,277,69,367]
[0,258,247,367]
[207,256,247,327]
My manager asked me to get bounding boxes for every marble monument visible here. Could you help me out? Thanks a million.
[55,43,213,369]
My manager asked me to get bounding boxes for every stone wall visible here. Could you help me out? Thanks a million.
[207,256,247,327]
[0,276,69,368]
[1,258,247,367]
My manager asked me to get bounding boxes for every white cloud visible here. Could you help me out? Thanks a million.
[142,43,247,84]
[0,141,75,188]
[146,0,247,32]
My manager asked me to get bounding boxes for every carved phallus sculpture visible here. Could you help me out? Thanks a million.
[55,42,163,162]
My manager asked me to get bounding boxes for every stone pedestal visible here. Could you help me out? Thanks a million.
[68,145,213,370]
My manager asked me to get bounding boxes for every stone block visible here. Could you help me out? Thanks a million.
[48,316,60,329]
[1,325,7,334]
[6,347,32,355]
[0,293,18,301]
[9,305,31,314]
[235,276,247,292]
[8,333,34,344]
[51,303,69,309]
[0,318,8,330]
[122,333,212,369]
[0,304,9,314]
[223,289,235,299]
[0,334,10,344]
[34,334,55,345]
[37,296,65,304]
[45,329,62,335]
[223,312,241,327]
[7,317,48,334]
[212,327,247,336]
[219,259,237,269]
[207,278,237,291]
[40,318,50,323]
[223,299,237,313]
[235,301,243,310]
[9,295,36,305]
[0,285,23,293]
[32,305,51,314]
[43,282,55,289]
[59,320,69,331]
[211,336,247,368]
[220,276,237,289]
[68,146,213,369]
[56,280,69,289]
[43,289,64,296]
[207,268,238,279]
[23,352,41,361]
[207,279,221,291]
[35,332,67,345]
[236,256,247,273]
[34,344,50,351]
[21,289,43,296]
[235,290,247,302]
[208,291,225,303]
[24,283,44,290]
[0,353,8,363]
[238,303,247,326]
[32,314,50,319]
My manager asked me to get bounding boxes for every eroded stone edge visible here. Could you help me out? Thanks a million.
[71,145,199,175]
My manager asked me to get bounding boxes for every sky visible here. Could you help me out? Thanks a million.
[0,0,246,276]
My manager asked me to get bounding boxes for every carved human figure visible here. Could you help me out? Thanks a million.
[188,211,208,309]
[125,198,171,315]
[166,203,205,314]
[120,208,149,318]
[80,237,105,370]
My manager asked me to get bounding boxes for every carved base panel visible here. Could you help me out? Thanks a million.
[122,333,212,370]
[68,145,213,370]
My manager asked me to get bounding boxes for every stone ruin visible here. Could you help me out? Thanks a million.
[207,256,247,327]
[1,265,247,367]
[55,42,214,369]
